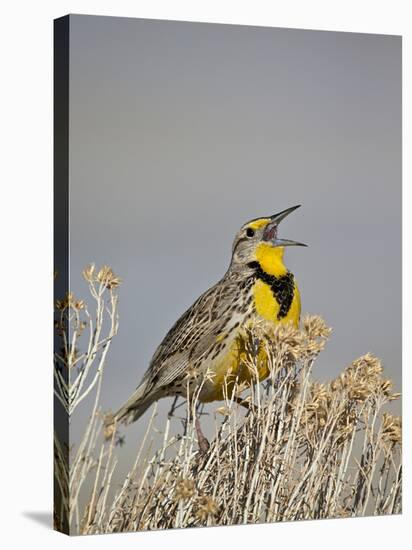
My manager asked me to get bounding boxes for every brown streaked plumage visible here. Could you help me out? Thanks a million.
[113,206,306,435]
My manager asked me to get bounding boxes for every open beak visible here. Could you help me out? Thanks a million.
[263,205,307,247]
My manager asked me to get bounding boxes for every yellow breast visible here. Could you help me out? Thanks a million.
[199,242,301,403]
[253,279,301,327]
[199,278,301,403]
[199,335,263,402]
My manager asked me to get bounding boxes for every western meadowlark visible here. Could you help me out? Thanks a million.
[113,205,306,449]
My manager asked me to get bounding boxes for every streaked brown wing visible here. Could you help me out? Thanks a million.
[142,277,239,394]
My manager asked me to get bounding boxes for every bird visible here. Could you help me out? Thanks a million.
[113,205,306,451]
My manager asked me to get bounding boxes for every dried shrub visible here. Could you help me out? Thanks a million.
[54,270,402,535]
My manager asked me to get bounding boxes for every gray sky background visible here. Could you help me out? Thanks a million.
[67,15,401,477]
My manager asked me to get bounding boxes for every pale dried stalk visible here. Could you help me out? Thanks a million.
[54,265,121,533]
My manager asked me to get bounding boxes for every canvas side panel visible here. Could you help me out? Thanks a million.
[53,14,70,536]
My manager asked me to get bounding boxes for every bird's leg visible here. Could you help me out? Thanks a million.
[195,416,210,455]
[187,369,210,454]
[233,332,260,415]
[193,401,210,454]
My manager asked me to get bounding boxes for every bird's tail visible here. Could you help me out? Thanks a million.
[112,382,155,426]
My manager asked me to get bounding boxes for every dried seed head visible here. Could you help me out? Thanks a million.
[55,292,85,311]
[330,353,399,403]
[96,265,122,289]
[351,352,382,375]
[266,323,307,363]
[382,413,402,444]
[272,322,303,348]
[195,495,219,521]
[303,315,332,340]
[82,263,95,283]
[174,478,195,501]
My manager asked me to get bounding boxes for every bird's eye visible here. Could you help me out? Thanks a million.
[246,227,255,238]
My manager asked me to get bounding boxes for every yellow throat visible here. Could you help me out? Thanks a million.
[252,243,301,327]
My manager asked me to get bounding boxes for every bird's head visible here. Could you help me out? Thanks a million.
[230,205,307,275]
